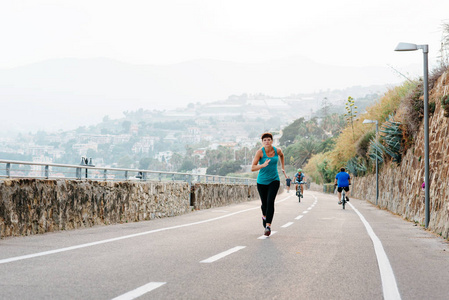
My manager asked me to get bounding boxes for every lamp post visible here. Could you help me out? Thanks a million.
[363,119,379,205]
[395,42,430,229]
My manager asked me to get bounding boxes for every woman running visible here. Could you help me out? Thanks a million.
[251,132,287,236]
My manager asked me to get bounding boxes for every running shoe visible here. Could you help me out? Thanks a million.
[264,226,271,236]
[338,201,342,205]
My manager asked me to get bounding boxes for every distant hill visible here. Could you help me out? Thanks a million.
[0,57,413,134]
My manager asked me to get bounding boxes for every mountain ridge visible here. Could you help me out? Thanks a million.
[0,57,415,133]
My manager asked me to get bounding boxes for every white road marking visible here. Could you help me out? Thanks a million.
[200,246,246,263]
[281,222,294,228]
[111,282,166,300]
[302,211,309,214]
[0,193,294,265]
[307,207,312,210]
[295,215,303,220]
[348,202,401,300]
[257,231,278,239]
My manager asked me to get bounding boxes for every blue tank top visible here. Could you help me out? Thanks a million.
[257,147,280,185]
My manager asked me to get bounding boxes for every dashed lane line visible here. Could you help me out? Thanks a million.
[200,246,246,263]
[111,282,166,300]
[257,231,278,239]
[281,222,294,228]
[0,194,295,265]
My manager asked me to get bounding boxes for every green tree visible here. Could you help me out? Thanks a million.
[178,159,195,172]
[279,117,305,145]
[170,153,184,170]
[118,155,134,168]
[122,121,131,133]
[344,96,358,141]
[284,138,320,168]
[139,157,157,170]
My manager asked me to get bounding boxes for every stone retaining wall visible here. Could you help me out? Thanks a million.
[192,183,259,210]
[352,72,449,239]
[0,179,258,238]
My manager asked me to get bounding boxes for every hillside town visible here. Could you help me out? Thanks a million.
[0,87,383,175]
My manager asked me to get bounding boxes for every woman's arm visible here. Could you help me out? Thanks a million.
[251,149,267,172]
[277,148,287,178]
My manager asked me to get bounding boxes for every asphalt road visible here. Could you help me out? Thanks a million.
[1,190,448,300]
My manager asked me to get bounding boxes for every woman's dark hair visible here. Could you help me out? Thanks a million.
[340,167,346,172]
[261,132,273,140]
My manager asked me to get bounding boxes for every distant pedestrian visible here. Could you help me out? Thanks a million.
[286,176,292,193]
[251,132,287,237]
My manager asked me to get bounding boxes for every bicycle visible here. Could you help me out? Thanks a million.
[334,184,348,209]
[341,188,346,209]
[295,181,305,202]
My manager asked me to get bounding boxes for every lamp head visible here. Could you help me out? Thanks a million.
[363,119,374,124]
[395,42,418,51]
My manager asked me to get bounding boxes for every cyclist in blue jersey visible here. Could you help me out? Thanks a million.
[251,132,287,236]
[334,167,351,204]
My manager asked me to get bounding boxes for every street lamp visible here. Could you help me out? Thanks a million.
[395,42,430,229]
[363,119,379,205]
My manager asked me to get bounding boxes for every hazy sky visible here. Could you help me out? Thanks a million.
[1,0,448,70]
[1,1,449,134]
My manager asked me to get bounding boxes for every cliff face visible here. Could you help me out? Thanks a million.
[352,71,449,238]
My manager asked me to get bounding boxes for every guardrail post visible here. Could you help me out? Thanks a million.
[124,171,128,180]
[76,168,81,180]
[6,163,11,178]
[142,172,147,181]
[172,174,175,182]
[103,169,107,181]
[159,173,162,182]
[44,165,49,179]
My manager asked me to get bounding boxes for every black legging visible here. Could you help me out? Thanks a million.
[257,180,280,224]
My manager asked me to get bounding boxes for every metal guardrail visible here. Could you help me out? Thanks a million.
[0,159,257,185]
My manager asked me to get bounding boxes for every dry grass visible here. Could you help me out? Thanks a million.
[304,68,449,178]
[320,82,416,171]
[303,152,327,184]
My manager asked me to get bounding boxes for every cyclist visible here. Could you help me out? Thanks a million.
[294,168,306,198]
[334,167,351,204]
